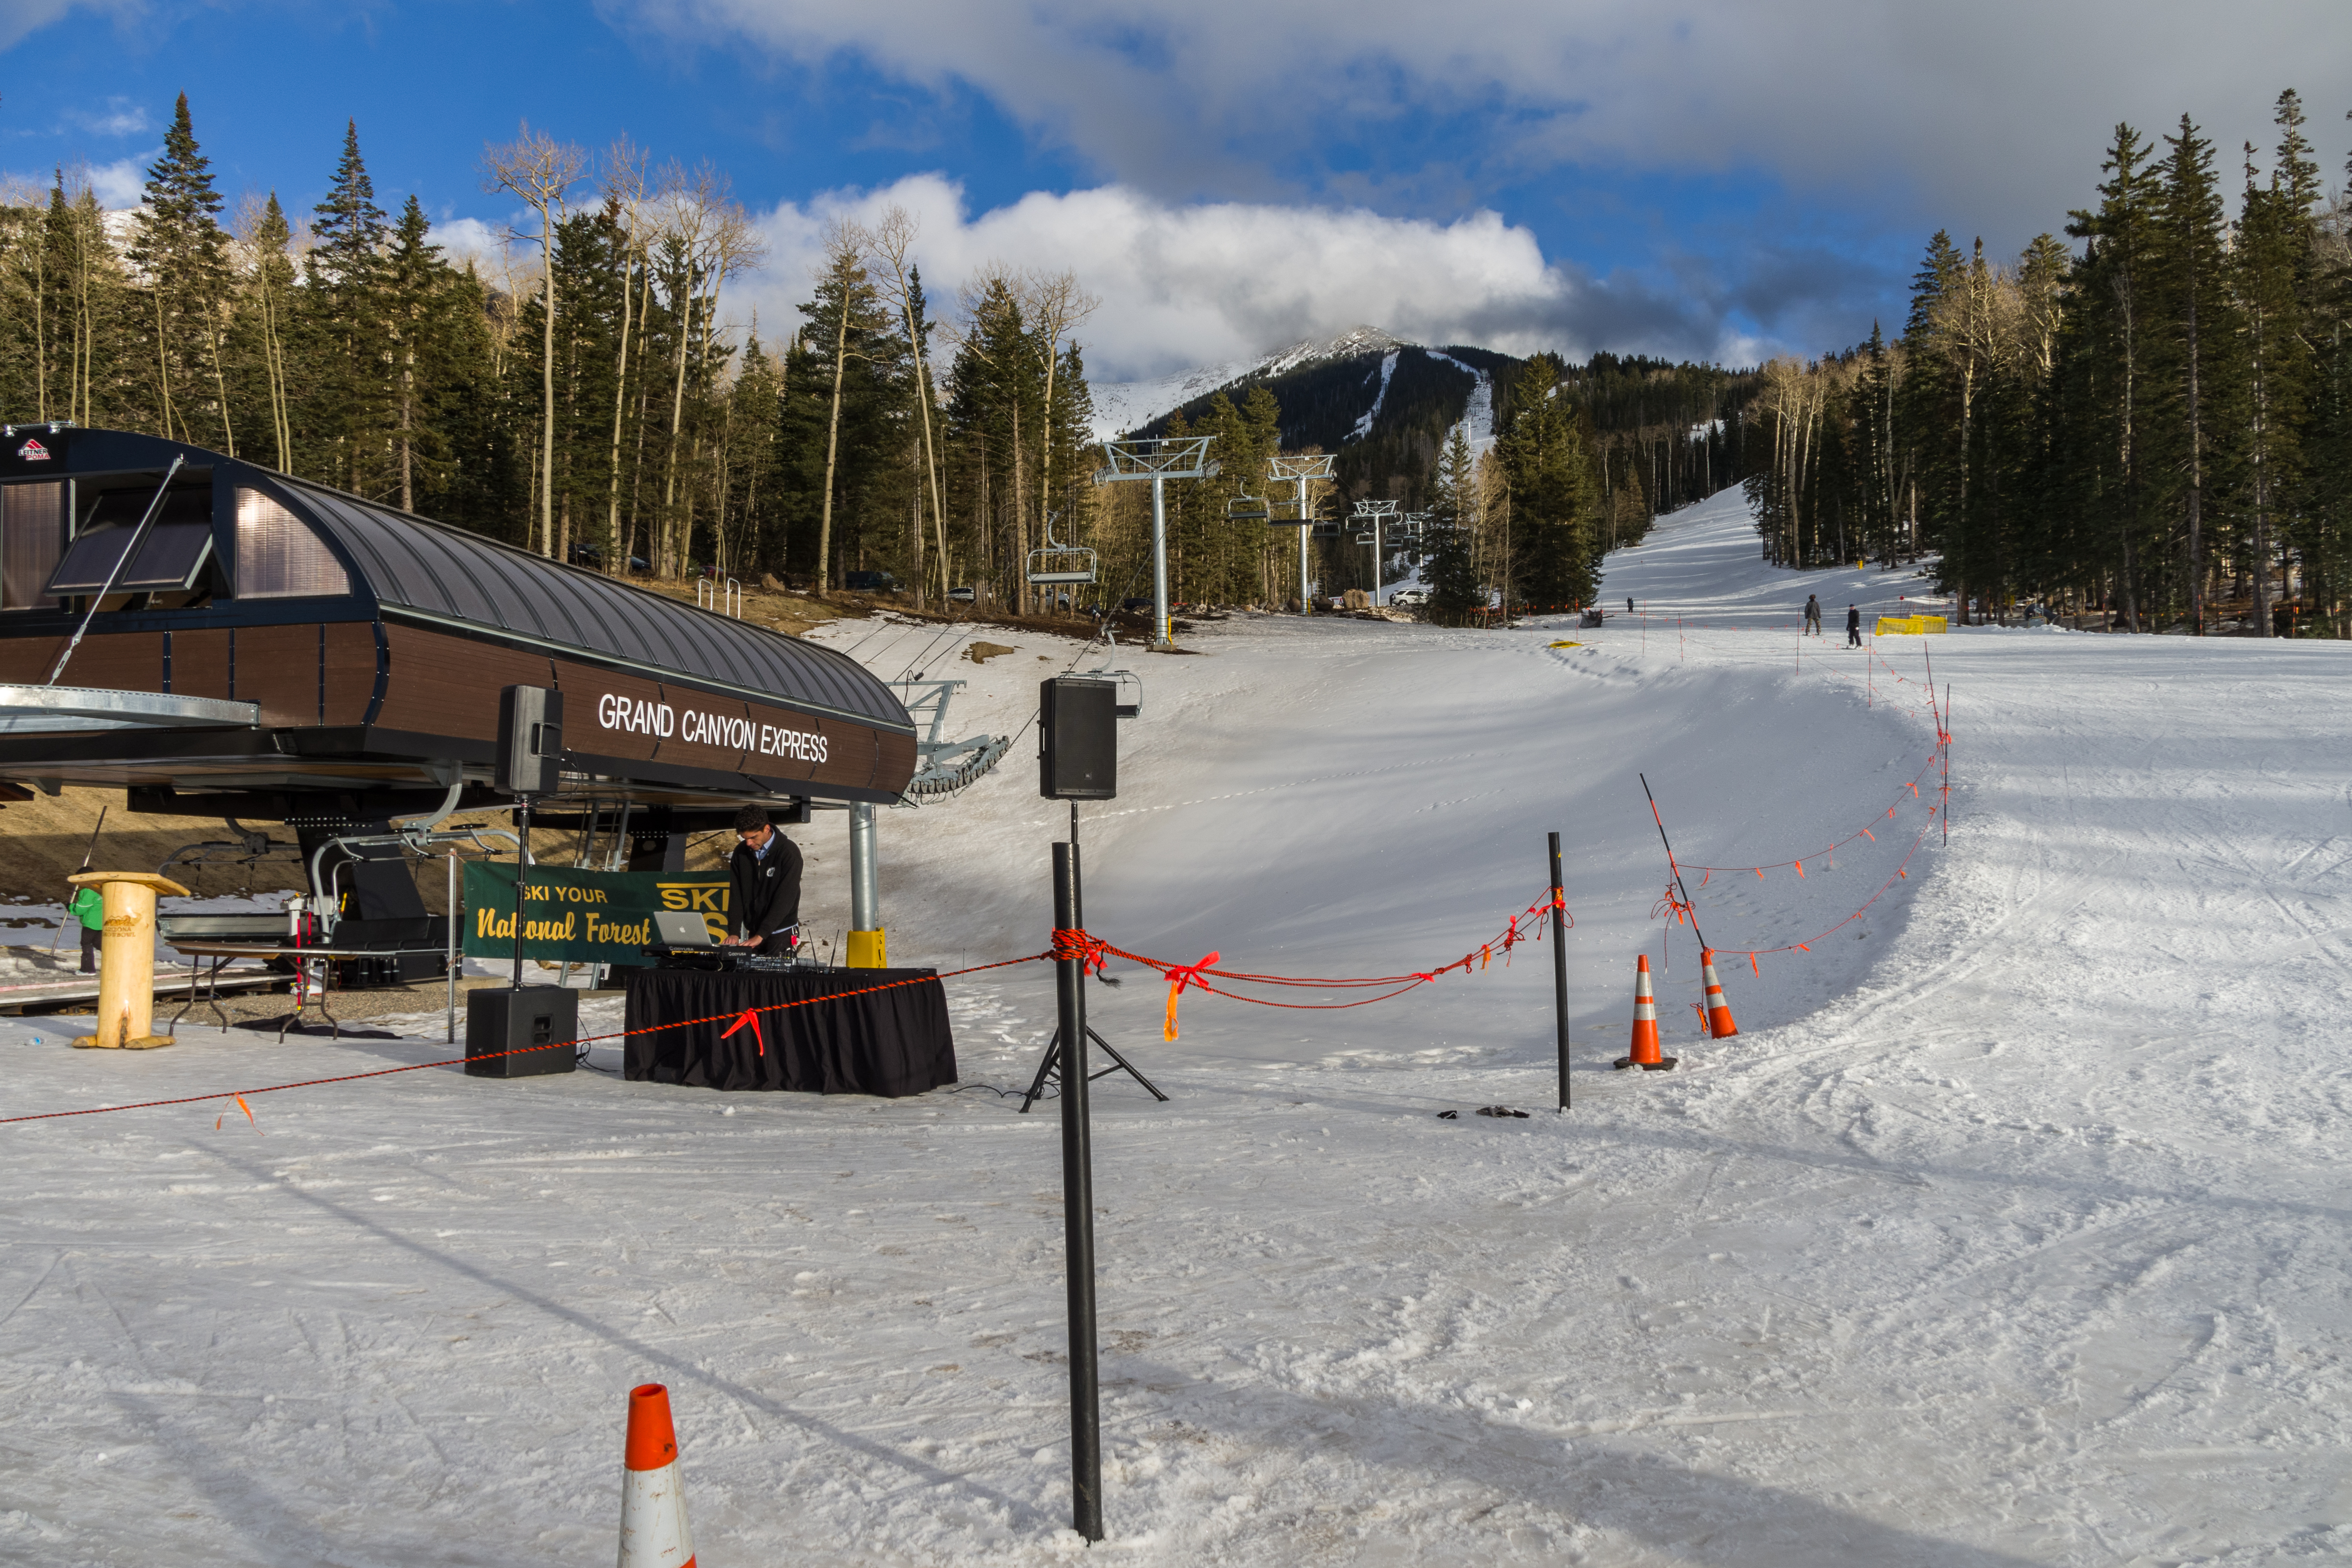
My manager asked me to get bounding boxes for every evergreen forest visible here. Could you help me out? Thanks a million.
[0,96,1749,624]
[1745,90,2352,635]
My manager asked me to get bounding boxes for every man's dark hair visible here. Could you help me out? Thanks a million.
[732,803,769,833]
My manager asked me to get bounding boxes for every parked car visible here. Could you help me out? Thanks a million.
[845,570,898,592]
[947,585,976,603]
[1121,596,1152,613]
[1390,588,1429,608]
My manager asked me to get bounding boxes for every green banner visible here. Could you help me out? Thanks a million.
[462,861,731,964]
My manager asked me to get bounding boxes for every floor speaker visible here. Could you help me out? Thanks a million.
[465,985,580,1077]
[1040,677,1117,799]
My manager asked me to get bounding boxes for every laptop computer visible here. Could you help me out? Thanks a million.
[652,910,719,948]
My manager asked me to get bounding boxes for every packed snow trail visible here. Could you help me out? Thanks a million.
[3,487,2349,1565]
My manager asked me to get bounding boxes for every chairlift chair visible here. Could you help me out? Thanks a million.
[1026,510,1099,585]
[1226,494,1271,520]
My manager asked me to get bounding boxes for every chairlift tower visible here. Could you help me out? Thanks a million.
[1267,453,1338,611]
[1351,500,1401,605]
[1093,437,1219,647]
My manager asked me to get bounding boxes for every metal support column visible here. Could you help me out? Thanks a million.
[1151,474,1171,648]
[847,802,884,967]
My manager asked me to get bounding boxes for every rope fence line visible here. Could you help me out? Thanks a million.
[1647,636,1954,971]
[1,888,1577,1126]
[1056,885,1569,1041]
[0,955,1052,1128]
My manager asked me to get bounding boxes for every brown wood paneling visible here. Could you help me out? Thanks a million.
[0,634,66,685]
[374,625,548,739]
[234,622,324,727]
[0,631,165,694]
[321,622,376,726]
[171,629,231,701]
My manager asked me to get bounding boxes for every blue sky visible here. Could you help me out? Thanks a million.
[5,0,2346,380]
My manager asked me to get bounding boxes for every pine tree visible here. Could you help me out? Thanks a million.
[1500,354,1603,607]
[2064,124,2160,628]
[2152,114,2240,630]
[1426,425,1484,619]
[384,196,447,512]
[304,121,390,492]
[126,93,234,449]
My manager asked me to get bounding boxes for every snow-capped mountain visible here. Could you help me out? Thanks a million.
[1089,325,1413,441]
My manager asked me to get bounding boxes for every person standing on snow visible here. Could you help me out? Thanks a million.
[67,878,103,973]
[1626,597,1634,615]
[1804,594,1822,636]
[1846,604,1862,647]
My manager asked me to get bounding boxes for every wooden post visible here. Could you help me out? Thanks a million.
[68,871,190,1049]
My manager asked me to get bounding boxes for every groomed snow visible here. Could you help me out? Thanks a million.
[5,487,2350,1564]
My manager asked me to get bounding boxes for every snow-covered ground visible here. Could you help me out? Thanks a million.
[6,488,2351,1565]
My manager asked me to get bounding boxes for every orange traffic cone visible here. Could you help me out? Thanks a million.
[619,1383,695,1568]
[1614,954,1678,1071]
[1700,949,1739,1039]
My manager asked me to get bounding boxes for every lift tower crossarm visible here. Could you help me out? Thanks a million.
[1092,436,1219,648]
[1267,452,1338,612]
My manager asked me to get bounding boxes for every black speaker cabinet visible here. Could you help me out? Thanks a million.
[1040,677,1117,799]
[496,685,565,796]
[465,985,580,1077]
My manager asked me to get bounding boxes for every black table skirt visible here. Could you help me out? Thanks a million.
[622,967,957,1098]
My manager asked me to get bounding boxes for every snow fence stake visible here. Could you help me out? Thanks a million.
[1548,832,1570,1112]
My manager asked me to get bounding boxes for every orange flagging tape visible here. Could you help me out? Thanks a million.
[9,886,1584,1127]
[0,954,1053,1128]
[1681,742,1944,874]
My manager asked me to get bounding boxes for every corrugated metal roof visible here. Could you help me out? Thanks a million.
[282,479,909,732]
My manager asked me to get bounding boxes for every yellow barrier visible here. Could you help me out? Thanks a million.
[1874,615,1949,635]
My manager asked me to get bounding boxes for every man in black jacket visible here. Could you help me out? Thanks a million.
[1846,604,1863,647]
[723,804,804,953]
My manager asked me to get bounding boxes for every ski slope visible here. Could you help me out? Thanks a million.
[4,487,2350,1565]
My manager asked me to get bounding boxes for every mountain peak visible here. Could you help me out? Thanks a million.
[1094,327,1416,438]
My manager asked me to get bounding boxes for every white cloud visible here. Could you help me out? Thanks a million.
[85,156,145,209]
[612,0,2352,256]
[0,0,139,53]
[428,216,512,271]
[729,175,1741,379]
[64,97,149,137]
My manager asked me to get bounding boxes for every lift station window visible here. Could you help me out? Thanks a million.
[42,473,218,597]
[0,481,64,610]
[235,488,349,599]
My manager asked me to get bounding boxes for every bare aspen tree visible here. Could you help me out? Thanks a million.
[230,193,299,471]
[689,202,766,577]
[1022,266,1100,614]
[867,206,951,604]
[600,138,650,574]
[483,124,585,558]
[652,163,724,577]
[814,220,874,595]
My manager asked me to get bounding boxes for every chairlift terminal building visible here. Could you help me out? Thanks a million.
[0,427,916,849]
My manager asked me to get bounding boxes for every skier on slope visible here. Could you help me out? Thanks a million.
[1846,604,1862,647]
[1804,594,1822,637]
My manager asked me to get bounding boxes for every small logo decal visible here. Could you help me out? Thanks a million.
[16,439,49,461]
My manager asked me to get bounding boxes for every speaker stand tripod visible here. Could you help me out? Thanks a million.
[1020,802,1171,1114]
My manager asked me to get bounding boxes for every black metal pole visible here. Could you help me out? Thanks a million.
[1052,841,1103,1543]
[1637,772,1708,953]
[511,795,531,989]
[1548,831,1570,1111]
